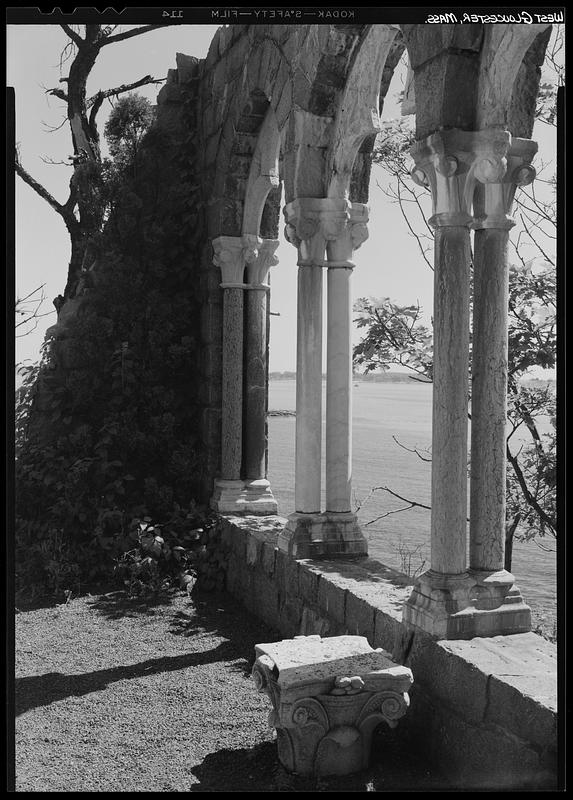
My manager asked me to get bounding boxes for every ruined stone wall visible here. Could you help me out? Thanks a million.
[208,516,558,791]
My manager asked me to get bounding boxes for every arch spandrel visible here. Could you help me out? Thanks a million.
[326,24,404,201]
[242,108,281,237]
[478,24,552,133]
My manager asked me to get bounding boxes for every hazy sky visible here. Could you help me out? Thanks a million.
[9,23,557,373]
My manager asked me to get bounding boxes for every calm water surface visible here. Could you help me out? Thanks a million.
[267,380,557,620]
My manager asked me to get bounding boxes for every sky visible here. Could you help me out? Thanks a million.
[8,22,557,374]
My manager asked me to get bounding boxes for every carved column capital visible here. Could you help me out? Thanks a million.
[472,136,537,230]
[212,234,266,287]
[410,129,488,228]
[284,198,369,267]
[245,239,280,289]
[284,197,347,266]
[212,235,248,288]
[410,129,538,231]
[326,202,370,268]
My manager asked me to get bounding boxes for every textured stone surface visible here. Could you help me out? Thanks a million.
[253,634,413,776]
[218,517,557,788]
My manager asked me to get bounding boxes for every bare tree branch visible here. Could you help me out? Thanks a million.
[15,156,67,219]
[40,155,71,166]
[99,25,166,47]
[87,75,162,109]
[41,117,69,134]
[15,153,79,235]
[87,75,164,129]
[391,435,432,462]
[60,24,84,49]
[363,486,432,527]
[45,87,68,103]
[15,284,55,337]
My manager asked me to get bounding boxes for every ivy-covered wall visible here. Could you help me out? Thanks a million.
[16,54,223,600]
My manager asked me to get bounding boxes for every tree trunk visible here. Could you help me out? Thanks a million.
[504,513,521,572]
[63,26,106,298]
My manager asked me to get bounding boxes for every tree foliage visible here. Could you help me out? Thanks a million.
[104,93,154,162]
[15,24,164,300]
[15,72,210,604]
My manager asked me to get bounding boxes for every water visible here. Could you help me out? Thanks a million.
[267,380,557,620]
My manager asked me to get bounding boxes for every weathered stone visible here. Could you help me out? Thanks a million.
[252,635,413,776]
[261,540,277,576]
[298,562,322,605]
[175,52,199,83]
[317,576,346,627]
[345,592,376,641]
[156,82,184,105]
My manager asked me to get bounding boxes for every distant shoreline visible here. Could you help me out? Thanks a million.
[269,372,430,384]
[269,374,555,388]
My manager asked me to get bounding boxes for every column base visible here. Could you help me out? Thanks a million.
[278,512,368,559]
[241,479,278,515]
[210,479,246,514]
[403,569,531,640]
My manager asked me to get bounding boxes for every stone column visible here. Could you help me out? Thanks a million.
[467,136,536,628]
[400,132,479,638]
[279,198,326,549]
[403,134,475,638]
[402,130,534,639]
[210,236,250,513]
[278,198,369,558]
[243,237,280,514]
[278,198,327,557]
[323,202,369,555]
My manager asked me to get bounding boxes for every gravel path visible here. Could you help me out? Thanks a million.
[14,589,449,792]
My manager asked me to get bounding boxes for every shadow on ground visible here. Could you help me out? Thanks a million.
[86,588,181,620]
[15,643,236,716]
[166,591,281,676]
[17,590,280,716]
[189,727,452,792]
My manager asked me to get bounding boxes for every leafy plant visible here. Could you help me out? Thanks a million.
[112,513,210,597]
[15,74,208,603]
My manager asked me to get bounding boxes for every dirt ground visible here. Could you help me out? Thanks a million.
[12,588,451,792]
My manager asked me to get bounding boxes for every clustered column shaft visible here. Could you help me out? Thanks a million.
[403,129,537,639]
[210,235,278,515]
[469,143,538,575]
[325,204,369,515]
[278,198,369,558]
[243,239,280,511]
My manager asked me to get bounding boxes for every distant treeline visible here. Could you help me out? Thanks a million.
[269,371,429,383]
[269,372,555,388]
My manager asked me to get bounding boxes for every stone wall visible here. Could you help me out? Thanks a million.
[207,515,558,790]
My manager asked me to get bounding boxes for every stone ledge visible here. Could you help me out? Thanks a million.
[216,514,557,787]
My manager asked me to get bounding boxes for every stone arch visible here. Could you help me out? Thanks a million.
[242,106,281,237]
[507,27,553,138]
[476,24,552,131]
[204,30,292,239]
[214,88,273,239]
[326,24,404,201]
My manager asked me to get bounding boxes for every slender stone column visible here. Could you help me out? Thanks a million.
[403,132,478,637]
[325,265,353,512]
[467,137,536,628]
[243,237,280,514]
[210,236,251,513]
[284,199,327,518]
[277,199,330,557]
[278,198,369,558]
[322,202,369,556]
[402,130,534,638]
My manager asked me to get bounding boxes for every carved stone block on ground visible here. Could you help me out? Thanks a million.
[252,634,413,777]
